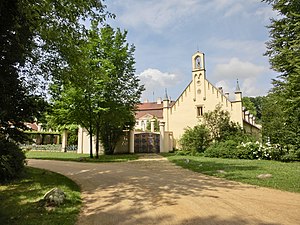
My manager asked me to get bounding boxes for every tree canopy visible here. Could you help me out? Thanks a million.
[49,24,144,156]
[263,0,300,149]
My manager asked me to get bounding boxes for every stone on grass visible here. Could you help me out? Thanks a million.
[78,157,86,162]
[43,188,66,206]
[184,159,190,164]
[257,174,272,179]
[217,170,227,174]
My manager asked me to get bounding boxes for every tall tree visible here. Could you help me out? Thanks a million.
[96,26,144,154]
[50,24,144,157]
[263,0,300,148]
[0,0,46,142]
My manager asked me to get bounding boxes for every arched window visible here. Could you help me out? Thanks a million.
[195,56,201,69]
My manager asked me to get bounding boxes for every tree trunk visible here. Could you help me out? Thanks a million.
[95,125,99,159]
[89,124,93,158]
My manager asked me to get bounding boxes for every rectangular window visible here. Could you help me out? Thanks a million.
[197,106,203,117]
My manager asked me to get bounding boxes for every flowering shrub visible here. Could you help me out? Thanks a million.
[204,140,299,161]
[237,141,271,160]
[236,142,299,161]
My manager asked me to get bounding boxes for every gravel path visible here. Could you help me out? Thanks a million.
[28,155,300,225]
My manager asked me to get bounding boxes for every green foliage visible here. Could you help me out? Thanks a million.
[204,140,239,158]
[0,167,81,225]
[242,96,266,123]
[262,93,287,145]
[203,104,243,142]
[180,104,255,156]
[204,139,299,162]
[0,0,50,142]
[0,138,26,182]
[263,0,300,150]
[25,151,138,162]
[249,96,265,123]
[165,154,300,193]
[146,117,160,132]
[180,124,210,155]
[49,24,143,156]
[242,97,257,116]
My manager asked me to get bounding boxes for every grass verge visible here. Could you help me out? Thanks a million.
[163,154,300,193]
[26,151,139,162]
[0,167,81,225]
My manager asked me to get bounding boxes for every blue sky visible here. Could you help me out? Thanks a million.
[106,0,278,101]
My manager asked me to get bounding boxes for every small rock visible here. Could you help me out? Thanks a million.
[184,159,190,164]
[217,170,227,174]
[43,188,66,206]
[257,174,272,179]
[78,157,86,162]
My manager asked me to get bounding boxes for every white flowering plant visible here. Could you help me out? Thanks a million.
[236,142,290,160]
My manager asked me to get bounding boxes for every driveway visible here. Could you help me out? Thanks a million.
[28,155,300,225]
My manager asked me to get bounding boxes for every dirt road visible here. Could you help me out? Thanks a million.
[28,155,300,225]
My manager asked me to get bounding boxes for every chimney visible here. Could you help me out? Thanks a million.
[157,97,162,104]
[218,87,223,94]
[245,111,250,122]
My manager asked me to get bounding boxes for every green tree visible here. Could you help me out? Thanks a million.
[262,93,287,145]
[203,104,241,142]
[96,26,144,154]
[0,0,44,142]
[180,124,210,154]
[263,0,300,149]
[50,25,143,156]
[242,97,257,116]
[0,0,111,179]
[249,96,265,123]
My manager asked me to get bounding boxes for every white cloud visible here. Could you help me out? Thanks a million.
[224,3,243,17]
[138,68,182,100]
[255,6,279,23]
[113,0,200,31]
[241,78,261,96]
[211,57,269,96]
[215,80,233,94]
[110,0,262,32]
[215,78,266,97]
[208,38,266,60]
[212,57,266,80]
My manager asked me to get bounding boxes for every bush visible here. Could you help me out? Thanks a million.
[204,140,239,158]
[280,147,300,162]
[0,138,26,182]
[180,124,210,155]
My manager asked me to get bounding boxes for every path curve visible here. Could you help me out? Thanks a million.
[28,155,300,225]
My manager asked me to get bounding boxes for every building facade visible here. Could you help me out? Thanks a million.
[78,51,261,154]
[135,51,260,148]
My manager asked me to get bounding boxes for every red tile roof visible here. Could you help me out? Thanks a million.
[135,102,163,119]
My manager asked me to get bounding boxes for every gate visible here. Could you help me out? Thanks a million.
[134,132,160,153]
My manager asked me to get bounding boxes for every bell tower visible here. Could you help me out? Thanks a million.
[192,51,205,75]
[192,51,206,102]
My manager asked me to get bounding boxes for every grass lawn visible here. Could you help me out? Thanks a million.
[163,154,300,193]
[26,151,139,162]
[0,167,81,225]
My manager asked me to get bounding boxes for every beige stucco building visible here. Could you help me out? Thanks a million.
[77,51,260,154]
[135,51,260,148]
